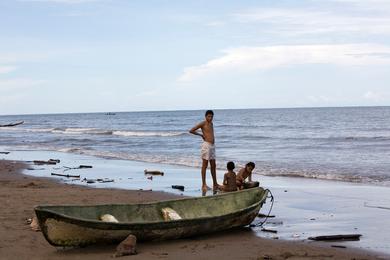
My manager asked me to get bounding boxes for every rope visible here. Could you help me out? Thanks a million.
[254,189,274,227]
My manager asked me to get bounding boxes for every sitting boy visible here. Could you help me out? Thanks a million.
[222,161,238,192]
[236,162,255,190]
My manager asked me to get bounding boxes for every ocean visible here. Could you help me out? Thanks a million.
[1,106,390,186]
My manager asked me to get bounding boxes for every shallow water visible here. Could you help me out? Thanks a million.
[1,107,390,185]
[3,149,390,255]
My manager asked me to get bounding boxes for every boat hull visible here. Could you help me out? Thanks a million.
[35,188,268,247]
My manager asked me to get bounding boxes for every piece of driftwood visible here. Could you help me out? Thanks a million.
[261,228,278,233]
[172,185,185,191]
[0,121,24,127]
[79,165,93,168]
[0,152,10,154]
[144,169,164,176]
[258,213,275,218]
[63,165,93,172]
[33,160,57,165]
[308,234,362,241]
[49,159,60,163]
[331,245,347,248]
[51,173,80,178]
[98,179,114,183]
[364,203,390,211]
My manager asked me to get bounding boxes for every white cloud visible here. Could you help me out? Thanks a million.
[178,44,390,82]
[0,66,17,74]
[234,6,390,36]
[363,91,390,101]
[0,78,47,92]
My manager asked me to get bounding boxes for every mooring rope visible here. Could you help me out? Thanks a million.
[254,189,275,227]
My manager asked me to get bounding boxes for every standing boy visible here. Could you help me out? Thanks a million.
[189,110,220,193]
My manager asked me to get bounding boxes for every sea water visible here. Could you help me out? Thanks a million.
[1,106,390,186]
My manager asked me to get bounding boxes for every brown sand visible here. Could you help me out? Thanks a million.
[0,159,387,260]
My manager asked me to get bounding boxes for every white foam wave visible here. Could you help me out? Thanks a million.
[113,131,186,137]
[1,126,185,137]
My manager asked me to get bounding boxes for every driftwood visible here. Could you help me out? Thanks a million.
[308,234,362,241]
[144,169,164,176]
[172,185,185,191]
[331,245,347,248]
[261,228,278,233]
[82,178,113,184]
[51,173,80,178]
[0,121,24,127]
[33,160,58,165]
[364,203,390,211]
[258,213,275,218]
[0,152,10,154]
[63,165,93,172]
[97,178,114,183]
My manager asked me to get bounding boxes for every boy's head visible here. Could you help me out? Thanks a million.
[227,161,235,171]
[205,110,214,122]
[246,162,255,172]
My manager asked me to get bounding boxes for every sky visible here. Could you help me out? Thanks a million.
[1,0,390,115]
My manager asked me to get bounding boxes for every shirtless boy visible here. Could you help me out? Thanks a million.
[222,161,238,192]
[236,162,255,190]
[189,110,220,193]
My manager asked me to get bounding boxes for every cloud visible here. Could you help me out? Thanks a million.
[233,5,390,36]
[363,91,390,102]
[0,66,17,74]
[178,44,390,82]
[0,78,47,92]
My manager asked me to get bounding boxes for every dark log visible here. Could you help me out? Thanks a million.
[308,234,362,241]
[258,213,275,218]
[144,169,164,176]
[0,121,24,127]
[33,160,57,165]
[0,152,10,154]
[51,173,80,178]
[261,228,278,233]
[63,165,93,172]
[79,165,93,168]
[331,245,347,248]
[172,185,185,191]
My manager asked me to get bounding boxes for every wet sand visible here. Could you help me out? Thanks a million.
[0,159,387,260]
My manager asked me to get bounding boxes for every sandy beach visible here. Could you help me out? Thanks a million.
[0,159,387,260]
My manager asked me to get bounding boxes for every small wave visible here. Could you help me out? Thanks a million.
[113,131,186,137]
[3,126,186,138]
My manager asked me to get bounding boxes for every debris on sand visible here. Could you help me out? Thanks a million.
[172,185,185,191]
[114,234,137,257]
[144,169,164,176]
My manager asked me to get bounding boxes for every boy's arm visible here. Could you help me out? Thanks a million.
[189,121,205,140]
[223,174,227,185]
[248,172,252,182]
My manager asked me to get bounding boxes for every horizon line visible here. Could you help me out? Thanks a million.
[1,105,389,117]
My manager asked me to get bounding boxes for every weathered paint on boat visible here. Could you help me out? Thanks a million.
[35,187,268,247]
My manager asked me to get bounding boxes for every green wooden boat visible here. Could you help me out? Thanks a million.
[35,187,268,247]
